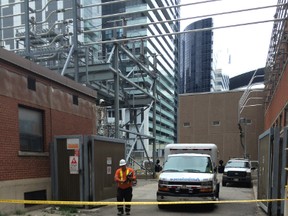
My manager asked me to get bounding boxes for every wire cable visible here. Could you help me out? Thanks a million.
[0,0,282,48]
[83,0,221,21]
[82,17,284,45]
[81,0,133,8]
[82,3,283,34]
[81,0,217,9]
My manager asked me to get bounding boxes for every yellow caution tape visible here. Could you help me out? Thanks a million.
[0,199,286,206]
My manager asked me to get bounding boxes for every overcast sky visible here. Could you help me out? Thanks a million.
[180,0,277,78]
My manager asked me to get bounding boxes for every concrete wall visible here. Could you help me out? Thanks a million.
[0,178,51,213]
[178,90,265,163]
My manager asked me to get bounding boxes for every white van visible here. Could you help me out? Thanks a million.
[157,143,220,207]
[164,143,218,167]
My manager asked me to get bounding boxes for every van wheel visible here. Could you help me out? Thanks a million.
[222,181,227,186]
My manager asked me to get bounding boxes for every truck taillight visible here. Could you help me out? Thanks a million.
[158,185,169,191]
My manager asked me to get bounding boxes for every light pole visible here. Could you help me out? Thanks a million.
[239,117,250,158]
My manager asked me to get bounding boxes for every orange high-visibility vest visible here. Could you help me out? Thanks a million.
[115,168,135,189]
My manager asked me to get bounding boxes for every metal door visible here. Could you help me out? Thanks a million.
[258,128,273,214]
[51,135,84,202]
[258,127,286,216]
[281,127,288,216]
[83,135,125,201]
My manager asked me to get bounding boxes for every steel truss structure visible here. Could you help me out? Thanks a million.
[0,0,180,173]
[264,0,288,108]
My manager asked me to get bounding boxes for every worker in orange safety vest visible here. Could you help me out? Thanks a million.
[114,159,137,216]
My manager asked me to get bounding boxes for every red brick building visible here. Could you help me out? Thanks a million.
[264,64,288,130]
[263,19,288,215]
[0,48,97,213]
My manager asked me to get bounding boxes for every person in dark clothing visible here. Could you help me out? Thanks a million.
[218,159,224,173]
[114,159,136,216]
[155,159,162,172]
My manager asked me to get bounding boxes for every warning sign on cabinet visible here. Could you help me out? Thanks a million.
[69,156,79,174]
[67,138,80,150]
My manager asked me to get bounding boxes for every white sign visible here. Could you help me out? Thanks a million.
[107,157,112,165]
[107,166,111,175]
[67,138,80,150]
[69,156,79,174]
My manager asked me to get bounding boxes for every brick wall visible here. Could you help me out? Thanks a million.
[0,50,97,181]
[264,67,288,129]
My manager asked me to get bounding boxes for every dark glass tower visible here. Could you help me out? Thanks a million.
[180,18,213,93]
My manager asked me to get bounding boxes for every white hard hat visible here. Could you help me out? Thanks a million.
[119,159,126,166]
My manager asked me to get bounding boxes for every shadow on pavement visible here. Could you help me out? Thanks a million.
[159,204,217,213]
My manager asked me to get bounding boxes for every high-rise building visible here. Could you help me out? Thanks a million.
[179,18,213,93]
[213,69,230,91]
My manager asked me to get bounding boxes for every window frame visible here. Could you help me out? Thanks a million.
[212,120,220,126]
[183,122,191,127]
[18,105,44,153]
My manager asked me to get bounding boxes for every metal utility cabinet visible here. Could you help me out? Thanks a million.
[51,135,125,202]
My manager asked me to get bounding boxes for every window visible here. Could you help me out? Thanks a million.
[108,110,114,118]
[245,119,252,125]
[73,95,78,105]
[183,122,190,127]
[107,110,122,120]
[27,76,36,91]
[212,121,220,126]
[130,109,137,123]
[18,106,44,152]
[24,190,46,208]
[119,110,122,121]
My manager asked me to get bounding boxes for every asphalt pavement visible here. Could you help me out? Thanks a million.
[9,176,266,216]
[9,179,158,216]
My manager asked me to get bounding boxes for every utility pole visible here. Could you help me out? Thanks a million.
[114,44,120,139]
[24,0,31,59]
[72,0,80,82]
[239,117,248,158]
[152,53,157,178]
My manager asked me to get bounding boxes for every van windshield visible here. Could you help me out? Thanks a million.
[163,155,213,173]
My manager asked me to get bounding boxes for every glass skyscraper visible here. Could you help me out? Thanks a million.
[179,18,213,93]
